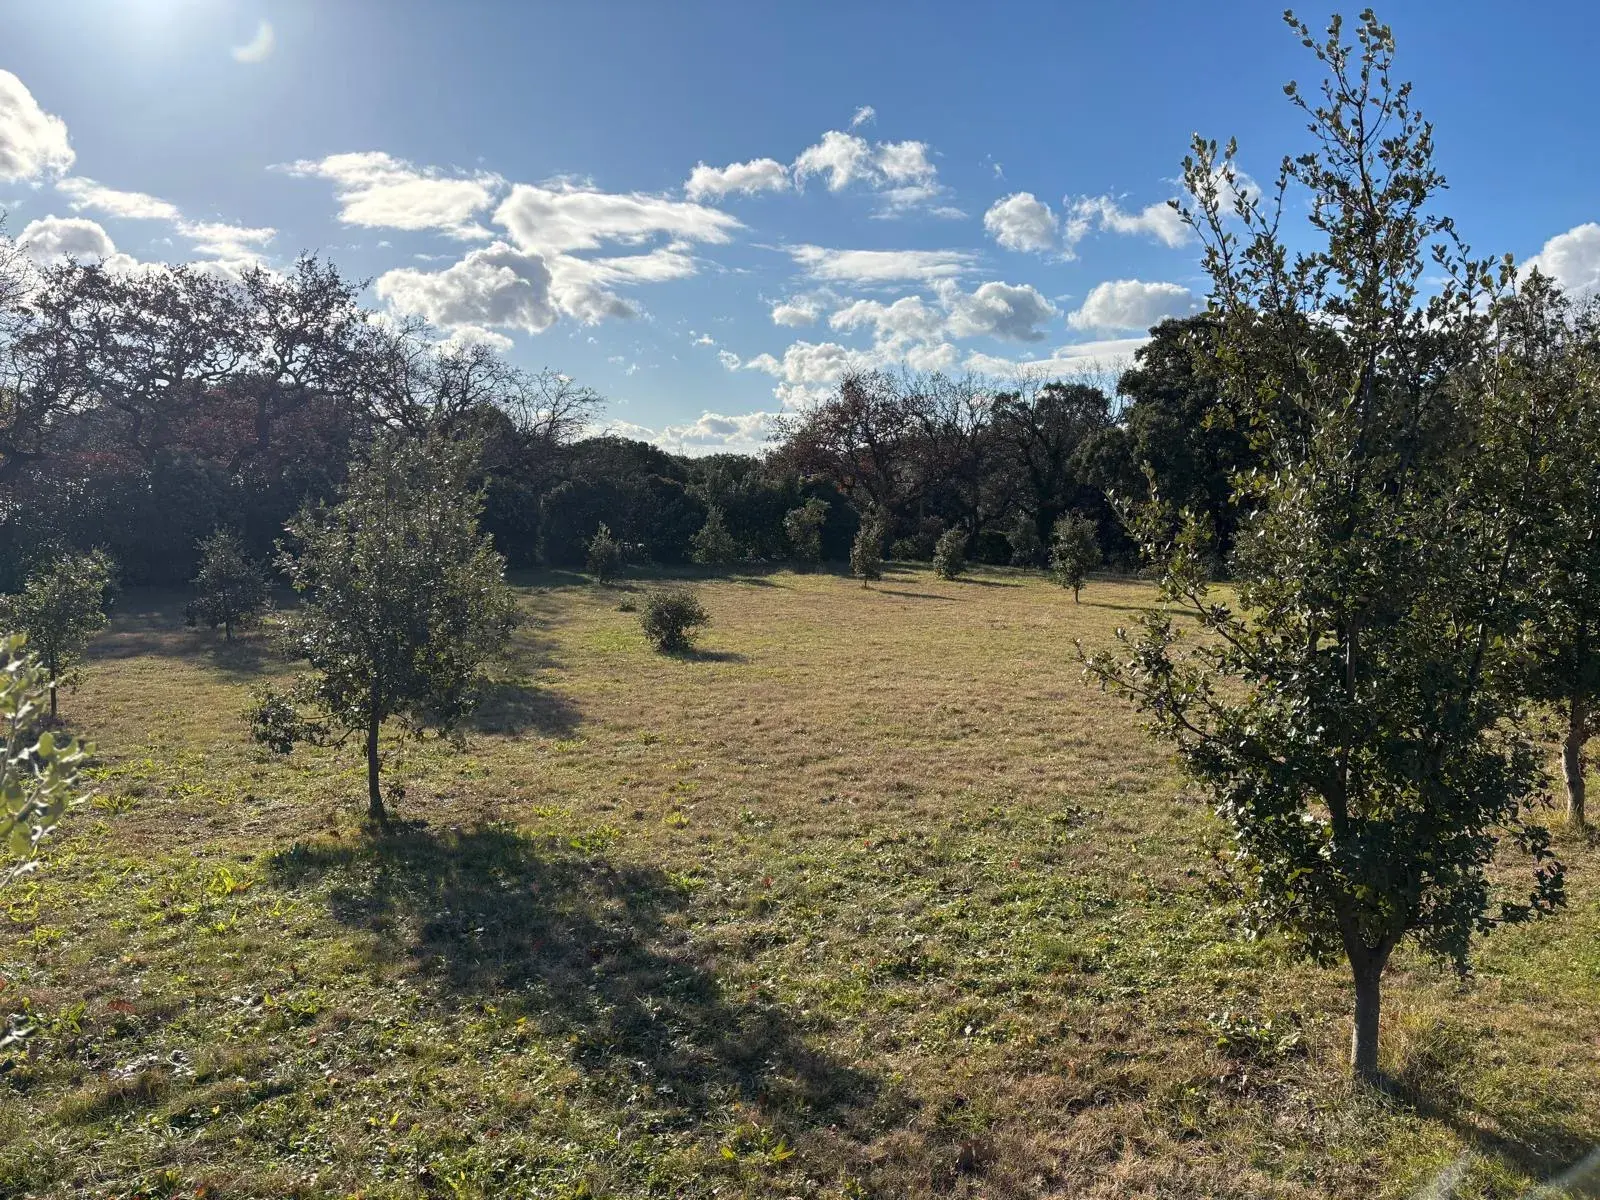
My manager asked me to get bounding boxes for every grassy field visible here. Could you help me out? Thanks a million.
[2,565,1598,1199]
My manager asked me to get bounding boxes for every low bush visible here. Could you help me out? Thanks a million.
[640,587,709,652]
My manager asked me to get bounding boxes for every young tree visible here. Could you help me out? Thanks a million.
[250,436,517,821]
[1,634,91,887]
[1084,12,1564,1085]
[0,550,115,720]
[1008,511,1044,567]
[186,529,270,641]
[850,509,885,586]
[1050,513,1100,602]
[783,498,829,567]
[932,528,966,580]
[1493,274,1600,827]
[690,505,740,566]
[586,522,623,584]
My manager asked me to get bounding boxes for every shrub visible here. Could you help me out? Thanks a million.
[186,529,270,640]
[640,587,709,653]
[933,529,966,580]
[850,511,885,585]
[586,523,623,584]
[0,549,117,720]
[1008,513,1045,567]
[783,499,829,566]
[1050,513,1101,602]
[888,537,921,561]
[690,506,740,565]
[0,633,92,887]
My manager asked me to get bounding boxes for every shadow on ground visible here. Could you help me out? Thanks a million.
[268,825,881,1133]
[464,679,583,737]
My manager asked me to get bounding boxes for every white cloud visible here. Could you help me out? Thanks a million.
[1071,195,1189,248]
[717,349,741,370]
[830,294,946,344]
[231,20,276,64]
[1066,279,1195,331]
[962,336,1150,380]
[56,176,181,221]
[0,70,74,183]
[791,129,949,215]
[941,280,1057,342]
[984,192,1058,254]
[792,130,876,191]
[375,242,558,334]
[850,105,876,129]
[439,324,515,353]
[495,182,741,254]
[771,294,823,326]
[788,244,976,284]
[603,410,780,456]
[1523,222,1600,296]
[284,151,500,238]
[684,157,790,200]
[15,215,114,264]
[179,219,274,259]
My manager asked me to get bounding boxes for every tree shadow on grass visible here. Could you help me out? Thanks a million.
[1396,1085,1599,1190]
[464,680,583,738]
[953,576,1023,589]
[874,589,957,602]
[268,825,880,1133]
[674,647,749,664]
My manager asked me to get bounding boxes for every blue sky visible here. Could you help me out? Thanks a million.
[4,1,1598,454]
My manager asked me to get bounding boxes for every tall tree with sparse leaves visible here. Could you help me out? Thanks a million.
[1084,10,1564,1085]
[186,529,270,641]
[0,550,115,720]
[250,435,517,821]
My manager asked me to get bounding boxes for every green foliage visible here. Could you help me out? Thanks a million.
[1007,512,1044,567]
[640,587,710,653]
[0,549,116,719]
[1084,10,1563,1083]
[932,529,966,580]
[251,435,517,819]
[1493,274,1600,825]
[0,635,91,887]
[849,510,885,585]
[185,529,270,640]
[1050,513,1101,601]
[782,499,829,565]
[690,505,740,566]
[586,522,624,583]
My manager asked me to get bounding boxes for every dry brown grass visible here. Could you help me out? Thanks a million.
[2,564,1597,1198]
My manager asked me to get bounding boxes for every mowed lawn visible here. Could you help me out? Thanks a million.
[3,566,1599,1199]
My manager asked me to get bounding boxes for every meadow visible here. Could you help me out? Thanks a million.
[3,566,1598,1199]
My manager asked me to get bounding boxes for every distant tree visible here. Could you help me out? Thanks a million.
[249,436,517,821]
[932,528,966,580]
[850,508,885,586]
[783,498,829,566]
[640,587,709,653]
[0,634,91,888]
[690,505,740,566]
[1495,273,1600,827]
[0,549,116,720]
[1084,12,1564,1085]
[186,529,270,641]
[1050,513,1100,602]
[586,523,623,584]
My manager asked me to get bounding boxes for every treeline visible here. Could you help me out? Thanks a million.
[0,220,1249,585]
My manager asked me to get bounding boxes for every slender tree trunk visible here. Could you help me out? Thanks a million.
[1563,695,1588,828]
[48,681,58,721]
[1347,942,1390,1086]
[224,616,233,642]
[1073,584,1081,603]
[365,707,384,822]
